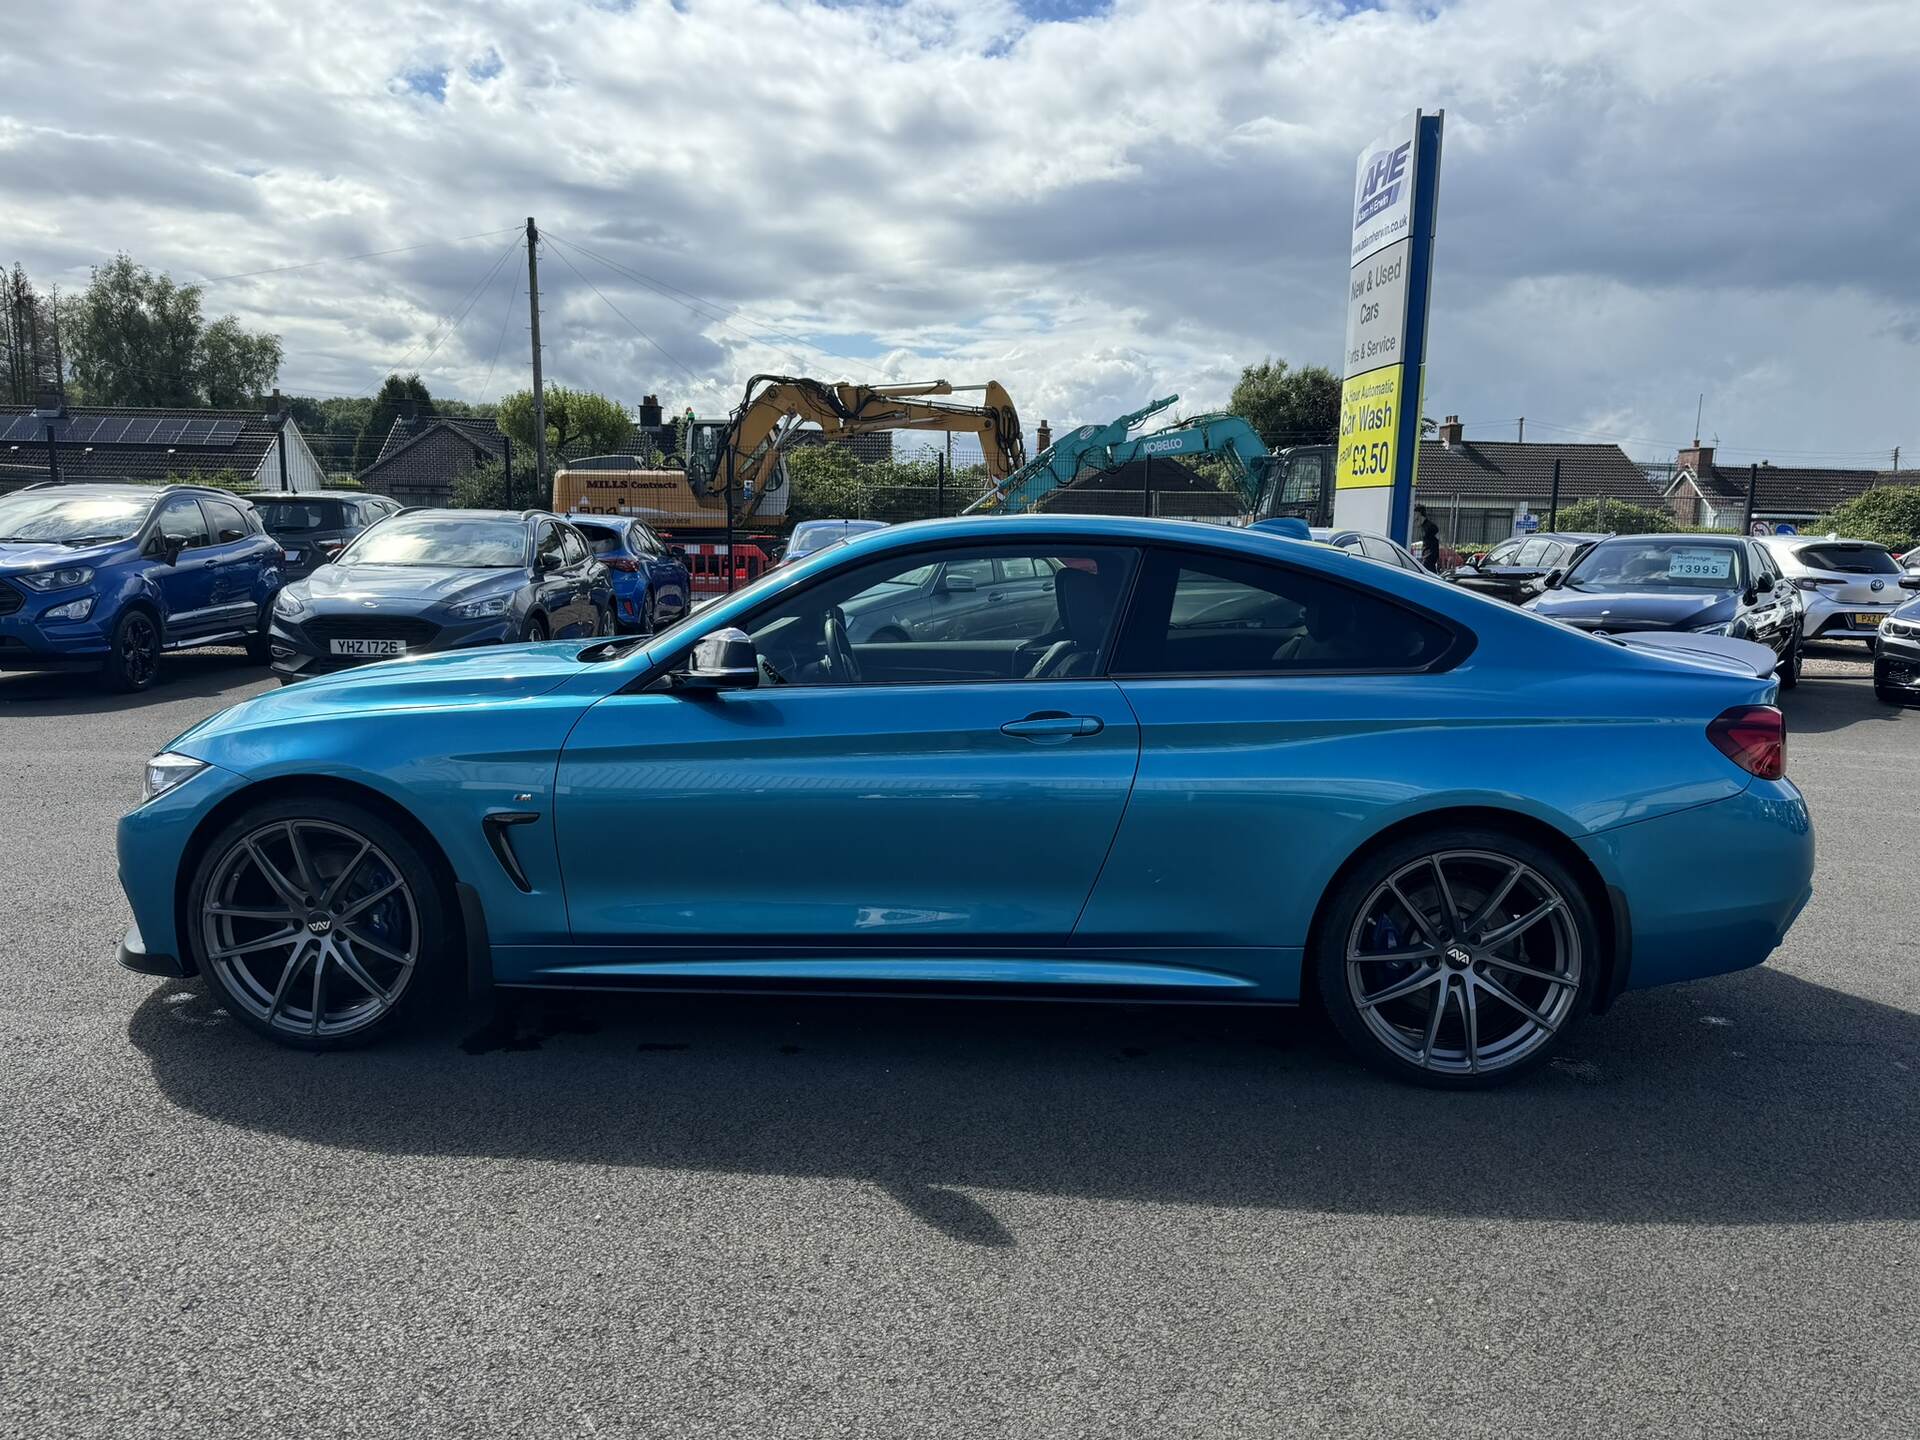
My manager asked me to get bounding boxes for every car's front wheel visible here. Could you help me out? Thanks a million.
[100,608,161,692]
[245,597,276,664]
[186,797,453,1050]
[1314,829,1599,1089]
[1779,634,1801,689]
[521,613,548,643]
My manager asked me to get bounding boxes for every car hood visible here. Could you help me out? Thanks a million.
[304,563,522,607]
[168,642,596,751]
[0,538,126,572]
[1529,587,1732,627]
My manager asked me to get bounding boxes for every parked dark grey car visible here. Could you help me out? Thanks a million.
[269,508,612,682]
[1451,532,1607,602]
[252,491,404,581]
[838,551,1066,644]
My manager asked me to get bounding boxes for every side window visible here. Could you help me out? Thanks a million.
[155,496,211,550]
[1111,549,1455,677]
[202,498,251,544]
[561,526,590,568]
[1358,536,1405,568]
[536,522,565,571]
[740,544,1137,686]
[996,556,1039,581]
[1514,539,1550,566]
[1485,541,1522,566]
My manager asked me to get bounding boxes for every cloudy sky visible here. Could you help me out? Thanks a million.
[4,0,1917,465]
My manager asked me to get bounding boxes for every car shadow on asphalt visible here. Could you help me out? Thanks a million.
[0,650,271,714]
[128,964,1920,1247]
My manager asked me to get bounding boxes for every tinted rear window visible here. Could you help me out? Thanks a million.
[577,527,626,557]
[255,500,347,532]
[1792,543,1899,575]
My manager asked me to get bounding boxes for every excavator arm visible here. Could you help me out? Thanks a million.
[702,376,1026,520]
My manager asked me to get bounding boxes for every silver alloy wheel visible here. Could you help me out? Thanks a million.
[199,818,420,1038]
[1345,849,1581,1077]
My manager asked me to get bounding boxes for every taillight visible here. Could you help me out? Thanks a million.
[604,556,640,572]
[1707,705,1786,780]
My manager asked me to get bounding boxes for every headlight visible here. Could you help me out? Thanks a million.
[43,596,94,621]
[274,588,310,619]
[17,565,93,591]
[142,752,208,804]
[451,594,512,620]
[1885,617,1920,639]
[1693,621,1734,636]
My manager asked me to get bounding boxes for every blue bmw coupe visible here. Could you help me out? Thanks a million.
[117,516,1814,1087]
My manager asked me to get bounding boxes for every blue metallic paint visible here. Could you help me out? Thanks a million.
[116,515,1813,1007]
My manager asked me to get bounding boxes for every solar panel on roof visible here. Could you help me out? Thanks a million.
[122,418,158,444]
[178,420,211,445]
[64,417,102,445]
[209,420,244,447]
[1,415,47,444]
[91,417,133,445]
[150,419,188,445]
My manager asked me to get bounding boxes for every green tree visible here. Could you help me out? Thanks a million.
[63,253,280,407]
[1228,358,1341,449]
[450,459,511,510]
[497,385,631,474]
[354,373,434,475]
[1810,485,1920,551]
[1551,498,1681,535]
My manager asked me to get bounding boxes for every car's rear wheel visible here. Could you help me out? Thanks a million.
[100,608,161,692]
[1314,829,1599,1089]
[187,798,453,1050]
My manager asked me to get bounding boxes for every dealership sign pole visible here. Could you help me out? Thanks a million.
[1334,110,1443,544]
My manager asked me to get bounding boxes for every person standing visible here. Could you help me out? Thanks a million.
[1413,504,1441,571]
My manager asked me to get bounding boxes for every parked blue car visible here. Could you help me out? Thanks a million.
[0,482,281,691]
[566,514,691,633]
[116,515,1813,1087]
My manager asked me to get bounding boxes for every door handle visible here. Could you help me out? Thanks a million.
[1000,712,1104,742]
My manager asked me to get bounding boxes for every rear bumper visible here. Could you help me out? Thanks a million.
[1802,596,1897,641]
[1579,779,1813,993]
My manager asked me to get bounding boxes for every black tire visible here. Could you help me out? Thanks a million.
[642,592,658,635]
[185,794,455,1051]
[1778,635,1800,689]
[1313,826,1600,1090]
[245,598,276,664]
[522,613,548,643]
[99,607,162,693]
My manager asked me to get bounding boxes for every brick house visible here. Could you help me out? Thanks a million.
[1412,417,1664,544]
[357,406,513,507]
[1663,444,1899,529]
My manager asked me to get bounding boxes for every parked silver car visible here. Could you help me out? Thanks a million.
[1759,536,1909,646]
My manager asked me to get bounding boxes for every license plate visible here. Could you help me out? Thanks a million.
[328,639,406,657]
[1854,613,1887,629]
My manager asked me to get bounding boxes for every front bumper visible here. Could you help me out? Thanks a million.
[0,597,114,668]
[1874,630,1920,691]
[1579,778,1814,993]
[119,920,191,978]
[269,612,517,680]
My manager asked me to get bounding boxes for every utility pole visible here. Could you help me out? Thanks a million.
[525,217,548,492]
[1893,446,1901,476]
[1742,462,1759,534]
[1547,456,1561,531]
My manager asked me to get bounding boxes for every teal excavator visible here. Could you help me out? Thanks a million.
[963,394,1333,524]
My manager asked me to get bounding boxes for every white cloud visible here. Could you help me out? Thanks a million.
[3,0,1916,462]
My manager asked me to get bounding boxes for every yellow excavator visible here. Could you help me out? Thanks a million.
[552,375,1026,530]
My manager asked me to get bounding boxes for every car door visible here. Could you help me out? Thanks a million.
[198,496,266,630]
[532,521,571,631]
[1077,545,1462,991]
[1742,543,1794,659]
[638,525,689,618]
[550,540,1142,958]
[147,495,216,635]
[557,524,597,634]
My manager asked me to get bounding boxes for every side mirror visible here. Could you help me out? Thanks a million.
[1541,568,1565,590]
[939,572,977,594]
[153,535,187,567]
[679,628,759,691]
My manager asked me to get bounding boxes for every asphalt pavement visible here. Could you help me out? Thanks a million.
[1,643,1915,1438]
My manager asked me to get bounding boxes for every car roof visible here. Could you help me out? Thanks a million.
[254,489,373,502]
[389,507,551,523]
[6,481,228,503]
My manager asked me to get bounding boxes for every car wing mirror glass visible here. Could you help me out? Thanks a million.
[156,536,187,566]
[679,627,759,691]
[939,572,977,593]
[1541,568,1564,589]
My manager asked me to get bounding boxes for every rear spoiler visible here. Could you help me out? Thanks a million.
[1608,630,1779,680]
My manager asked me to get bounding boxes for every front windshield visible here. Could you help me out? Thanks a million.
[1566,539,1744,591]
[0,491,149,545]
[342,517,526,568]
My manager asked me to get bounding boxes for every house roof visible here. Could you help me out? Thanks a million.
[0,403,290,491]
[369,415,507,471]
[1413,440,1660,504]
[1683,462,1900,515]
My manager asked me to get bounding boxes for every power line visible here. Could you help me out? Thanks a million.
[479,265,521,401]
[199,227,523,284]
[378,232,523,383]
[540,235,701,384]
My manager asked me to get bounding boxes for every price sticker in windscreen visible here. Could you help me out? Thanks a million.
[1668,548,1733,582]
